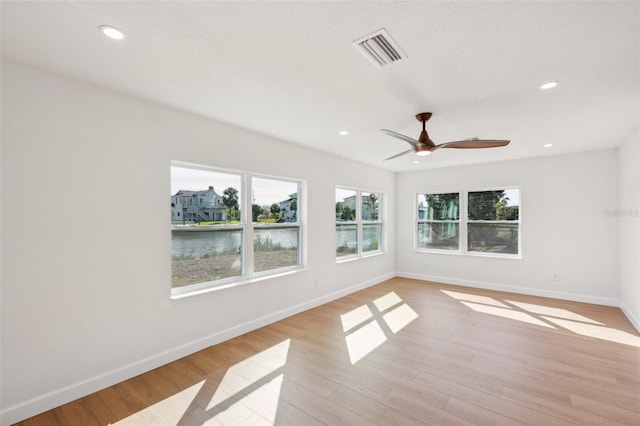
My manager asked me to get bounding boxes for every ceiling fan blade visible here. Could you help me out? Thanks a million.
[434,139,510,150]
[380,129,420,147]
[384,149,413,161]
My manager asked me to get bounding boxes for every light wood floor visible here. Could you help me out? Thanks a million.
[17,278,640,425]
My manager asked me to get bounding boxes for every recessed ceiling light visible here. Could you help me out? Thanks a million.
[99,25,125,40]
[540,81,558,90]
[339,131,349,136]
[413,160,420,164]
[544,143,553,148]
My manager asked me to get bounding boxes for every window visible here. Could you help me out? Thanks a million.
[336,187,383,259]
[417,188,520,257]
[251,177,300,274]
[467,189,519,255]
[417,193,460,251]
[171,162,303,297]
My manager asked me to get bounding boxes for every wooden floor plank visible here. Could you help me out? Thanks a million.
[14,278,640,425]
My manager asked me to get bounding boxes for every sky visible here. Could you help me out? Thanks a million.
[171,166,297,206]
[417,188,521,207]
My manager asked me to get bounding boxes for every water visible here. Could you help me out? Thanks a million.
[172,227,298,258]
[173,226,380,258]
[335,225,380,249]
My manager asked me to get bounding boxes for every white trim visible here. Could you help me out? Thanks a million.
[396,271,620,307]
[1,272,395,426]
[620,300,640,333]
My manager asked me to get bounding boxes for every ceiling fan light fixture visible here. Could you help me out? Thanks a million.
[99,25,125,40]
[540,81,559,90]
[381,112,510,161]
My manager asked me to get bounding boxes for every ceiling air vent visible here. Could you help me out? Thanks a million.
[352,29,407,67]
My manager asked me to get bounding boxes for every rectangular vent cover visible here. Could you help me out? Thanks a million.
[352,29,407,67]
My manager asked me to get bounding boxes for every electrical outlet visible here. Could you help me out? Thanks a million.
[314,278,319,288]
[423,263,429,272]
[553,273,560,282]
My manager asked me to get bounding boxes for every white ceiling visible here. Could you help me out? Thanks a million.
[1,1,638,172]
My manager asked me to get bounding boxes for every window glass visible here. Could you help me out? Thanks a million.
[467,189,520,254]
[336,188,359,257]
[252,177,301,273]
[417,222,460,251]
[417,193,460,251]
[363,223,382,252]
[336,188,383,258]
[336,224,358,257]
[336,188,357,222]
[251,177,298,223]
[361,192,380,221]
[171,166,243,288]
[253,227,299,272]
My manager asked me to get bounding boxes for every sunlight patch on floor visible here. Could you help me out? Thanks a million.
[441,290,510,308]
[506,300,604,324]
[383,303,419,333]
[112,339,291,425]
[345,320,387,364]
[442,288,640,347]
[207,339,290,411]
[461,301,556,328]
[209,373,284,425]
[111,380,205,425]
[342,292,419,364]
[340,304,373,332]
[374,291,402,312]
[542,317,640,347]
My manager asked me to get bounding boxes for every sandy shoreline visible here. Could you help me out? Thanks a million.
[172,249,298,287]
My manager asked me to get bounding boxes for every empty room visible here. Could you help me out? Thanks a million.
[1,1,639,425]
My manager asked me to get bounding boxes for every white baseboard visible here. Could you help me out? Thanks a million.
[0,272,394,426]
[620,300,640,333]
[396,271,621,307]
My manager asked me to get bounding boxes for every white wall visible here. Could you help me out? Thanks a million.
[619,130,640,331]
[0,60,396,424]
[396,150,620,305]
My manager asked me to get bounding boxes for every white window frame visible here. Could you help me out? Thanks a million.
[249,174,303,279]
[336,186,384,261]
[416,192,461,254]
[416,187,521,259]
[171,161,305,299]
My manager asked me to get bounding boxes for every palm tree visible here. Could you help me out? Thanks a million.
[223,187,239,221]
[368,193,378,220]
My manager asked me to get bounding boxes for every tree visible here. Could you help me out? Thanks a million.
[368,193,378,220]
[467,190,518,252]
[467,190,506,220]
[252,204,263,221]
[223,187,239,221]
[425,193,459,220]
[341,205,355,221]
[270,203,281,219]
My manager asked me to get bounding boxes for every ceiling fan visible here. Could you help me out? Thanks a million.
[381,112,510,160]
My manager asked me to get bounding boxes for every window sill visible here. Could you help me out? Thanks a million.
[170,266,307,300]
[336,250,385,264]
[416,248,521,260]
